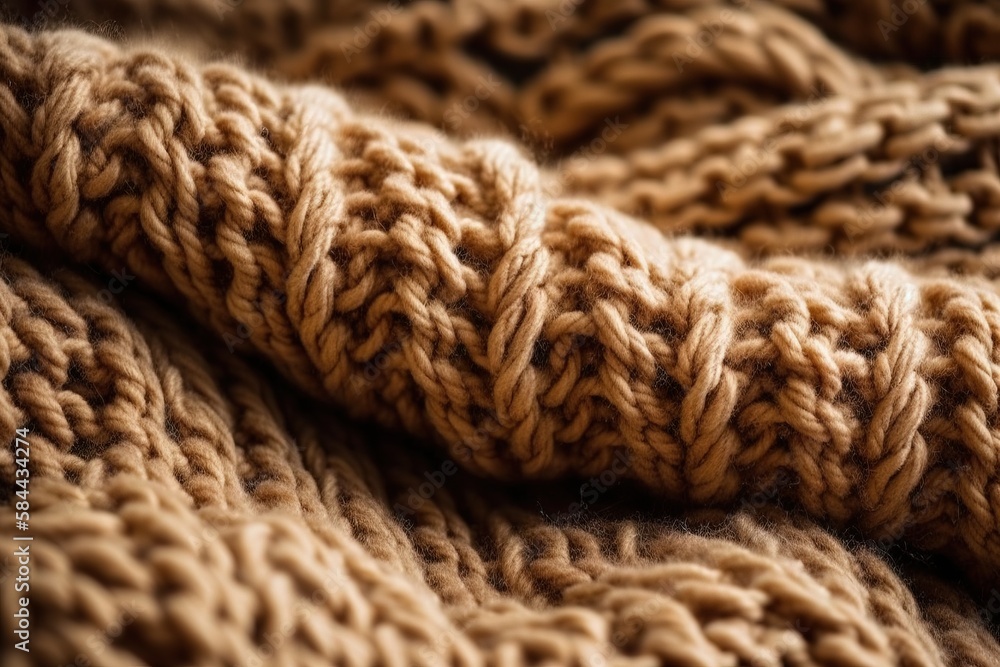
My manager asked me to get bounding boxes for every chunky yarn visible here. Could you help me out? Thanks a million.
[1,2,1000,666]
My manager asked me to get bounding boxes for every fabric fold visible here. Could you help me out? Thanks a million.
[2,25,1000,588]
[2,2,1000,664]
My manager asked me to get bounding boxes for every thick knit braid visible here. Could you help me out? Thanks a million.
[556,66,1000,254]
[0,256,996,667]
[4,25,1000,592]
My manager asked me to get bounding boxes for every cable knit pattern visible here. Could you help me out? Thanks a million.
[1,2,1000,666]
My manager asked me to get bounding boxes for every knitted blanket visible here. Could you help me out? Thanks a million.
[2,1,1000,665]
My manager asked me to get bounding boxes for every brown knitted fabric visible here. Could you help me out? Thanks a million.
[2,2,1000,666]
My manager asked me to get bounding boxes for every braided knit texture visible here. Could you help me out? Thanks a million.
[2,1,1000,665]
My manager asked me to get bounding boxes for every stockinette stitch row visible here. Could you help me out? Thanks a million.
[2,23,1000,595]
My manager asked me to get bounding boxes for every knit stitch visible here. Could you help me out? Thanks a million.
[1,2,1000,666]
